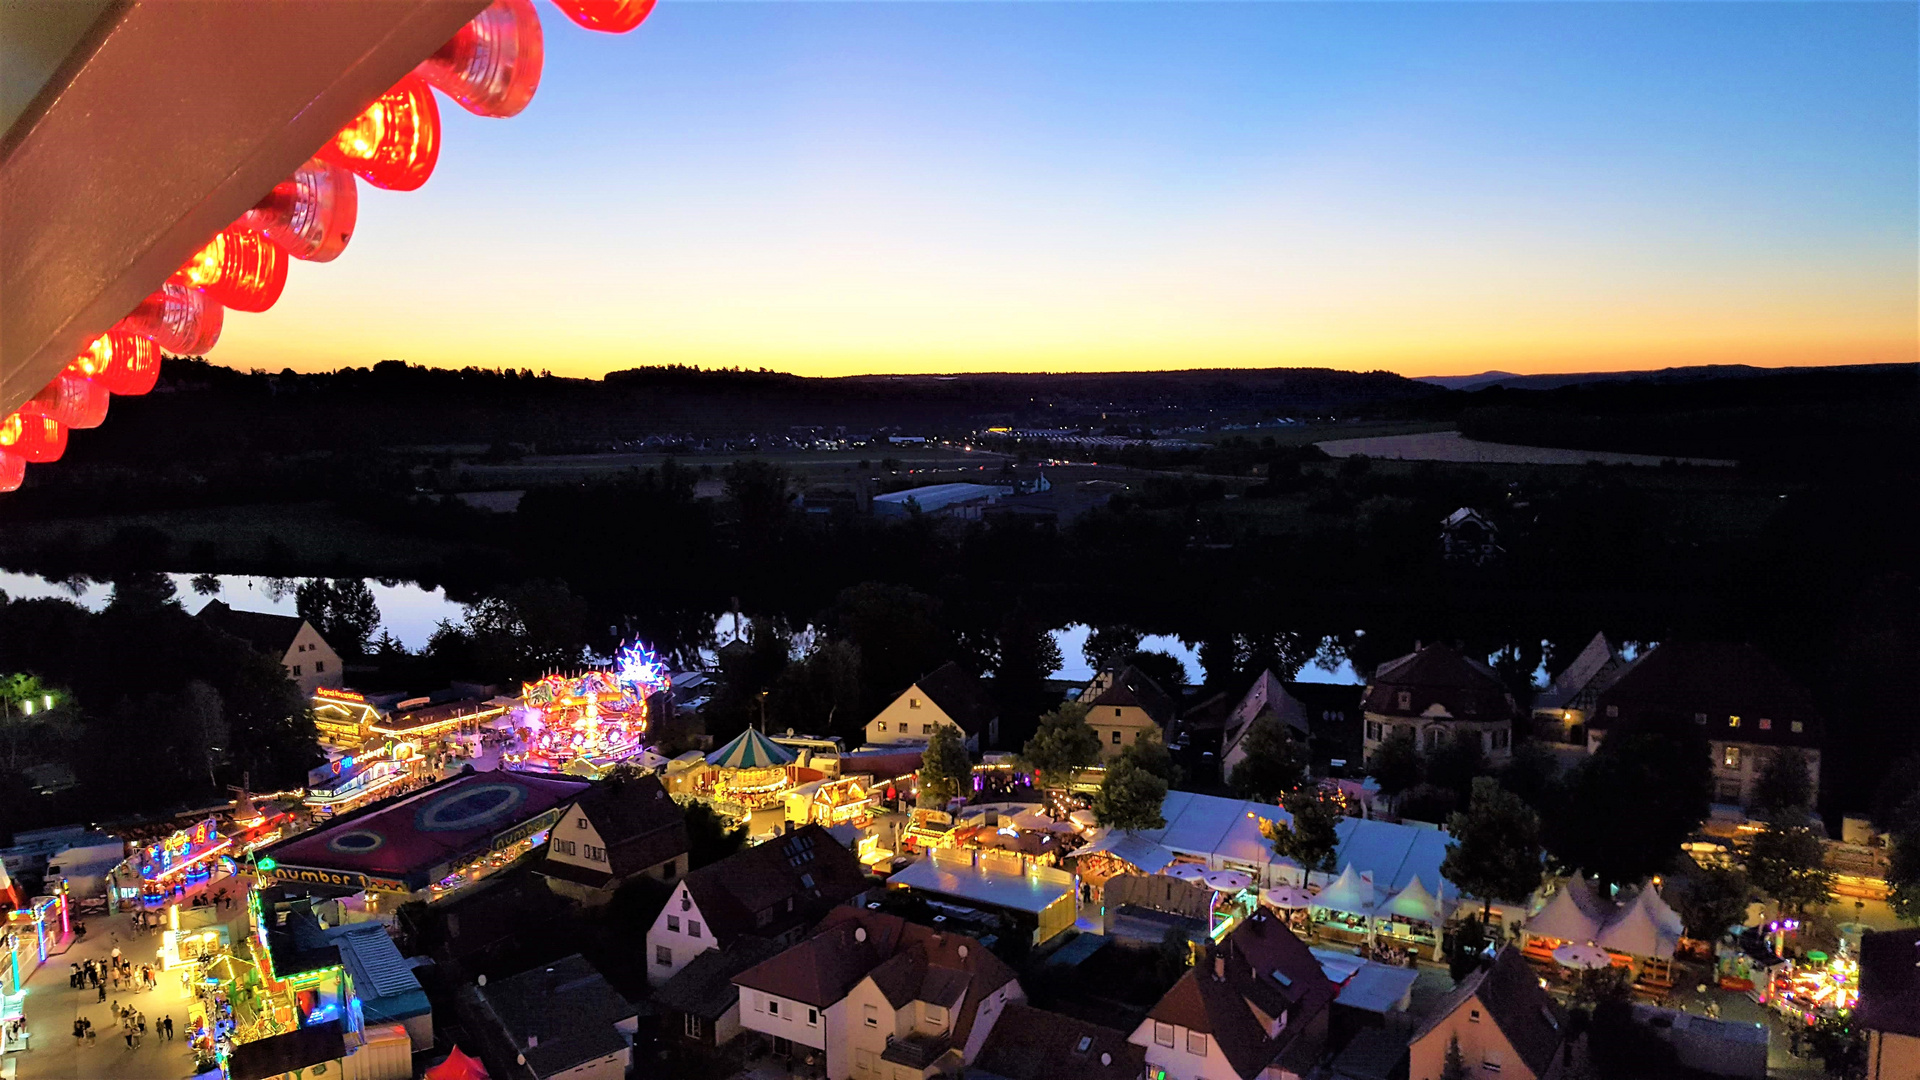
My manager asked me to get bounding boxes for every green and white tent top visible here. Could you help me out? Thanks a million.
[706,727,798,769]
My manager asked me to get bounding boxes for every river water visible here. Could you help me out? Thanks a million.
[0,570,1363,684]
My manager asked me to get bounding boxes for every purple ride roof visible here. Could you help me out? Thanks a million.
[262,768,591,891]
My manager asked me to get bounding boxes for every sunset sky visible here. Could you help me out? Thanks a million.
[219,1,1917,379]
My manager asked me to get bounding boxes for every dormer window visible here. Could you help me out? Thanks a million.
[1397,691,1412,711]
[1469,1009,1481,1023]
[909,697,922,709]
[1729,715,1741,728]
[1074,1036,1092,1055]
[1791,721,1804,733]
[1694,713,1708,725]
[1759,718,1772,731]
[1606,705,1618,718]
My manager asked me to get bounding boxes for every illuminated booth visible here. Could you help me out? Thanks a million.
[698,728,801,815]
[257,768,591,903]
[509,642,670,775]
[113,817,231,909]
[312,689,386,748]
[304,743,418,817]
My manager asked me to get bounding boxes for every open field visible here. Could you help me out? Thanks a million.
[0,501,475,573]
[1316,430,1737,467]
[449,445,1007,489]
[1192,420,1457,448]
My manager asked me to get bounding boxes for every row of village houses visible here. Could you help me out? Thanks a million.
[196,585,1829,815]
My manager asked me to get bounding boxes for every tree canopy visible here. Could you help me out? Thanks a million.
[1368,729,1422,804]
[1021,703,1101,790]
[1094,757,1168,832]
[918,724,972,807]
[1745,814,1834,914]
[1543,728,1711,889]
[1230,715,1309,803]
[295,577,382,656]
[1442,776,1545,917]
[1260,787,1342,874]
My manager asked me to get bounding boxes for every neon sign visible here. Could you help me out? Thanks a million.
[139,817,230,882]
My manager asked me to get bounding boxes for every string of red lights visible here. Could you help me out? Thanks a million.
[0,0,649,494]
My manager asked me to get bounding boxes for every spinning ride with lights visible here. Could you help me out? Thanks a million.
[510,642,670,774]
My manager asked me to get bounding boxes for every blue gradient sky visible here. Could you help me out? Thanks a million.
[220,1,1918,377]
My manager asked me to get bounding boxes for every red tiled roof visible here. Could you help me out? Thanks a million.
[1590,641,1821,745]
[912,661,999,736]
[1362,643,1515,721]
[976,1003,1145,1080]
[680,824,868,948]
[733,906,1017,1049]
[1144,911,1336,1079]
[1085,665,1176,728]
[1413,948,1565,1077]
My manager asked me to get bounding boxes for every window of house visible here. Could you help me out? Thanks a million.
[925,1005,946,1029]
[1397,690,1412,710]
[292,665,302,676]
[684,1014,703,1039]
[807,1007,818,1026]
[655,945,672,967]
[667,915,680,933]
[688,920,701,938]
[1482,1050,1502,1073]
[578,816,588,828]
[1791,721,1804,733]
[909,697,921,709]
[1723,747,1741,769]
[1113,707,1122,717]
[767,999,780,1017]
[555,840,577,856]
[864,1004,879,1028]
[1718,781,1744,802]
[876,722,886,732]
[1607,705,1618,717]
[1074,1036,1093,1055]
[857,1049,877,1073]
[1154,1022,1174,1047]
[922,724,932,735]
[756,909,773,927]
[1695,713,1708,725]
[585,845,606,862]
[1728,715,1741,728]
[1759,718,1772,731]
[1186,1031,1207,1056]
[1366,720,1382,741]
[315,660,324,672]
[1112,730,1122,744]
[1469,1009,1480,1023]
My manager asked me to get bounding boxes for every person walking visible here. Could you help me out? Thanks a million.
[73,1017,86,1044]
[97,979,107,1002]
[163,1014,173,1040]
[85,1022,96,1047]
[124,1028,134,1050]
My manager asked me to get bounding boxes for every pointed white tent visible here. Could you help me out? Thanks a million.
[1525,883,1606,944]
[1565,871,1614,922]
[1642,883,1686,939]
[1312,864,1376,917]
[1375,875,1443,923]
[1595,887,1680,959]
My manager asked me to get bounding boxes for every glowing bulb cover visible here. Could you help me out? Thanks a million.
[69,332,163,396]
[20,374,110,430]
[118,282,223,355]
[419,0,544,118]
[174,226,287,313]
[324,75,441,190]
[0,451,21,494]
[0,413,67,464]
[247,158,358,262]
[552,0,654,33]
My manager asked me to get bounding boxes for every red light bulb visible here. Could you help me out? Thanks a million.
[0,451,22,494]
[0,413,68,464]
[419,0,544,118]
[173,226,287,312]
[552,0,654,33]
[69,332,162,396]
[246,158,358,262]
[20,374,109,430]
[118,282,223,355]
[324,75,441,190]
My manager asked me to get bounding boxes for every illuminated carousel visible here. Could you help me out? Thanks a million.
[507,642,671,777]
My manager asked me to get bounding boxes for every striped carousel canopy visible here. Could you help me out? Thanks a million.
[706,727,798,769]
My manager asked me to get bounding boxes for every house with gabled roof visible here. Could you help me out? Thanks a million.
[198,598,343,695]
[1530,632,1628,746]
[653,936,785,1050]
[1361,643,1517,766]
[1220,669,1312,787]
[1128,909,1337,1080]
[1588,640,1822,807]
[645,823,869,986]
[1409,947,1566,1080]
[538,773,689,904]
[732,906,1023,1080]
[866,661,1001,752]
[1078,665,1177,761]
[975,1002,1145,1080]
